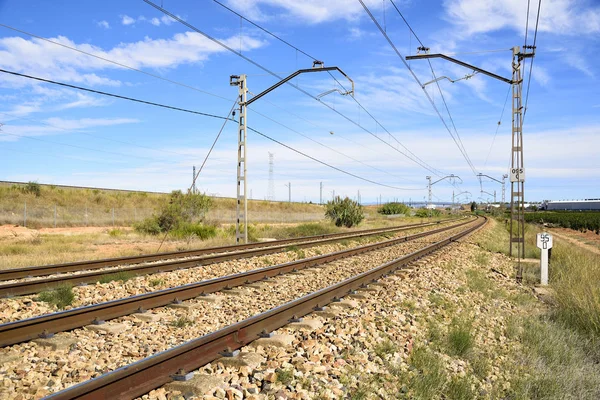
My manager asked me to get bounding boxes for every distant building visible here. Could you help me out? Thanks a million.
[540,199,600,211]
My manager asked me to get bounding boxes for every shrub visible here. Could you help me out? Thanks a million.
[135,190,212,235]
[378,202,409,215]
[24,181,42,197]
[324,196,364,227]
[134,219,161,235]
[37,285,75,309]
[415,208,441,218]
[170,223,217,240]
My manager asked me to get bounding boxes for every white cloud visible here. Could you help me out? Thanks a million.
[0,116,141,141]
[97,20,110,29]
[120,14,181,27]
[224,0,392,24]
[55,93,110,110]
[564,54,595,78]
[443,0,600,36]
[0,32,266,88]
[43,117,140,130]
[531,65,550,86]
[120,15,136,26]
[160,15,178,25]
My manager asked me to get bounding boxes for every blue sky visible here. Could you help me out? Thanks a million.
[0,0,598,204]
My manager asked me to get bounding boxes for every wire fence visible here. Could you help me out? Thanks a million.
[0,203,324,228]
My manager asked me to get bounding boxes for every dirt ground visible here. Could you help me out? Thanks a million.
[547,227,600,255]
[0,225,132,239]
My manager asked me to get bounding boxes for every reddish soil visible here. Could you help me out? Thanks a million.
[547,227,600,256]
[0,224,131,238]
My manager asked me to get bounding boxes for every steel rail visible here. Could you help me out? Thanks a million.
[0,219,462,297]
[0,218,476,347]
[0,219,459,282]
[45,216,486,400]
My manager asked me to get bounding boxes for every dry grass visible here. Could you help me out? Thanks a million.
[0,182,326,227]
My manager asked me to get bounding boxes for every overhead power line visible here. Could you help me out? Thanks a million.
[388,0,478,177]
[0,68,230,120]
[248,127,424,190]
[483,86,511,168]
[0,23,230,102]
[1,68,415,191]
[359,1,478,178]
[523,0,542,123]
[211,0,444,177]
[144,0,444,177]
[0,25,414,185]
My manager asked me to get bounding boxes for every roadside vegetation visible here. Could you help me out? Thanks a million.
[324,196,364,227]
[377,202,410,215]
[525,210,600,234]
[476,216,600,398]
[0,181,324,228]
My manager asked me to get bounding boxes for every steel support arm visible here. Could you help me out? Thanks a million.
[245,66,354,106]
[431,174,462,186]
[405,54,512,84]
[477,173,502,184]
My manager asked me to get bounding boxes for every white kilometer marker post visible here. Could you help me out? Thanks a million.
[536,232,553,285]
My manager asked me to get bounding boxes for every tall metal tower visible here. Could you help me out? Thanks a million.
[231,74,248,244]
[267,152,275,201]
[510,46,534,281]
[407,45,534,282]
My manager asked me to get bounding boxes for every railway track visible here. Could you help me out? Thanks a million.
[42,216,486,400]
[0,220,456,282]
[0,217,475,348]
[0,219,463,298]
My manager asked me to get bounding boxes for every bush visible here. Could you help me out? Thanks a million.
[170,223,217,240]
[325,196,364,227]
[135,190,212,235]
[378,202,409,215]
[24,181,42,197]
[415,208,441,218]
[226,224,259,242]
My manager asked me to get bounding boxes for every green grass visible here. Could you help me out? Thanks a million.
[98,271,134,284]
[550,241,600,336]
[149,278,164,287]
[276,369,294,385]
[405,346,447,399]
[374,339,398,359]
[268,222,338,238]
[108,228,124,237]
[169,223,217,240]
[507,316,600,399]
[465,269,493,295]
[446,318,474,357]
[37,285,75,309]
[445,375,475,400]
[171,316,194,328]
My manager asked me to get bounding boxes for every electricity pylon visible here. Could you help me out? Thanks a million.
[407,45,535,281]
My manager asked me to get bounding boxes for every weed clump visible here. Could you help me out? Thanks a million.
[37,285,75,309]
[276,369,294,385]
[446,318,474,357]
[98,271,134,284]
[171,316,194,328]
